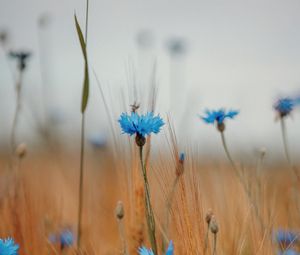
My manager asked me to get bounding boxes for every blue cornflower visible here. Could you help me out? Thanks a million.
[166,240,174,255]
[179,152,185,162]
[275,230,299,247]
[201,109,239,132]
[48,228,75,250]
[138,241,173,255]
[274,98,296,118]
[0,238,19,255]
[277,249,300,255]
[119,112,164,146]
[59,229,74,249]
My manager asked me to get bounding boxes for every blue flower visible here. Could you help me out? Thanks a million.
[277,249,300,255]
[138,246,154,255]
[118,112,164,138]
[48,228,75,250]
[275,230,299,246]
[138,241,173,255]
[0,238,19,255]
[179,153,185,162]
[201,109,239,125]
[274,98,296,117]
[60,229,74,248]
[166,240,174,255]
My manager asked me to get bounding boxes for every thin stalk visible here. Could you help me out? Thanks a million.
[204,223,210,254]
[139,146,158,255]
[77,0,89,250]
[280,118,300,181]
[220,131,265,232]
[77,115,85,249]
[11,70,23,153]
[117,219,128,255]
[162,175,179,252]
[212,234,217,255]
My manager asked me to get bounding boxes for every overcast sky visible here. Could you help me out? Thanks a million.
[0,0,300,158]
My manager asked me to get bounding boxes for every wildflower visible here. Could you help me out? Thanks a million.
[118,112,164,147]
[274,97,297,118]
[165,241,174,255]
[277,249,299,255]
[138,241,173,255]
[201,109,239,132]
[59,229,74,249]
[48,228,75,250]
[0,238,19,255]
[9,51,31,71]
[275,229,299,247]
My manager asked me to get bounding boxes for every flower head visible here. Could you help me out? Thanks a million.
[48,228,74,250]
[118,112,164,146]
[138,241,174,255]
[166,240,174,255]
[138,246,154,255]
[59,229,74,248]
[0,238,19,255]
[201,109,239,132]
[275,229,299,247]
[274,97,296,118]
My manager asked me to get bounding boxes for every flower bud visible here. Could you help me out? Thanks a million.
[115,201,124,220]
[135,134,146,147]
[217,122,225,132]
[205,209,213,225]
[15,143,27,158]
[209,216,219,234]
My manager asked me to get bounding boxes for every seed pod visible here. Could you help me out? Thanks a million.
[209,216,219,234]
[205,209,213,225]
[135,134,146,147]
[115,201,124,220]
[15,143,27,158]
[217,122,225,132]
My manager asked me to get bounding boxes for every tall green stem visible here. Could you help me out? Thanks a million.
[139,146,158,255]
[77,0,89,249]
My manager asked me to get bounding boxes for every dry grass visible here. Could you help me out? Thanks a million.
[1,145,299,255]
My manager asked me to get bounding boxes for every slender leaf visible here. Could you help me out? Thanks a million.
[74,14,89,113]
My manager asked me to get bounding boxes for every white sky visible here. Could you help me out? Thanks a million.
[0,0,300,158]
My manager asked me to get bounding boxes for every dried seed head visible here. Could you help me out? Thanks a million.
[130,102,140,113]
[135,134,146,147]
[205,209,213,225]
[115,201,124,220]
[209,216,219,234]
[16,143,27,158]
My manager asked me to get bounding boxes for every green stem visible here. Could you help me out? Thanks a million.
[139,146,158,255]
[77,0,89,250]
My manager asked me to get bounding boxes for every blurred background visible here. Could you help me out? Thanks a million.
[1,0,300,159]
